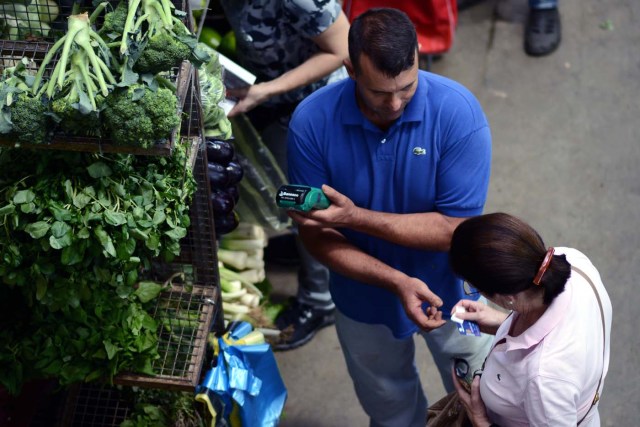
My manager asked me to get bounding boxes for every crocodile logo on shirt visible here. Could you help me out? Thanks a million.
[412,147,427,156]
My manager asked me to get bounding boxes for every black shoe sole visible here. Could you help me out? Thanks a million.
[271,317,335,352]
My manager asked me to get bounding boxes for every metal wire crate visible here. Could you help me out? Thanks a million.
[58,382,212,427]
[0,0,200,156]
[0,40,194,156]
[59,383,133,427]
[104,135,223,390]
[114,282,218,390]
[0,0,190,43]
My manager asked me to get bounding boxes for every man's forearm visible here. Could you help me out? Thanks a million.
[299,227,409,294]
[347,208,467,252]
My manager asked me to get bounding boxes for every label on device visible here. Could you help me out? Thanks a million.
[276,185,330,212]
[451,306,482,337]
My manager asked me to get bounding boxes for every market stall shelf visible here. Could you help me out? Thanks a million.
[0,0,191,44]
[59,384,135,427]
[114,282,219,390]
[0,41,193,156]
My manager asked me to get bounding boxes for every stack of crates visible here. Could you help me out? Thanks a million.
[0,1,226,424]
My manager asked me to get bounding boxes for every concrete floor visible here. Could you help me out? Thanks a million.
[267,0,640,425]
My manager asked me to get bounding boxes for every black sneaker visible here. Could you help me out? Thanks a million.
[524,7,561,57]
[272,299,335,351]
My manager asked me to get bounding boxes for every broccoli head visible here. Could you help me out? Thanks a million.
[99,0,128,39]
[10,93,52,145]
[52,96,104,137]
[103,84,180,148]
[133,32,192,75]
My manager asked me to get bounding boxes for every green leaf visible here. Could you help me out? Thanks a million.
[50,221,71,238]
[116,284,132,298]
[104,210,127,226]
[165,227,187,240]
[73,191,92,209]
[50,233,72,249]
[61,246,83,265]
[24,221,50,239]
[103,340,119,360]
[77,227,90,239]
[35,279,47,301]
[134,281,165,303]
[152,209,166,226]
[0,203,15,215]
[87,162,112,178]
[145,232,160,250]
[13,189,35,204]
[64,179,73,201]
[94,226,117,257]
[116,238,136,260]
[49,202,72,221]
[20,202,35,213]
[129,228,149,241]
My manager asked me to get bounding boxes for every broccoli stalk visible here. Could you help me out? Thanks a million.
[29,12,117,136]
[120,0,174,55]
[119,0,208,75]
[32,12,117,112]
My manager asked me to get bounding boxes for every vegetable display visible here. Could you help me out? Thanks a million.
[0,139,196,395]
[0,0,209,148]
[0,3,292,421]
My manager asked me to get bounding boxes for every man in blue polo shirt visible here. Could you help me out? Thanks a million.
[287,8,493,427]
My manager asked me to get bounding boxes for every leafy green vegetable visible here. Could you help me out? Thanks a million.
[0,139,196,395]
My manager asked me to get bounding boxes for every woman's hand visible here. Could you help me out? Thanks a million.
[226,83,272,116]
[451,368,493,427]
[452,299,509,335]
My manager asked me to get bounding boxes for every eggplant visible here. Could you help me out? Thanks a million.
[207,162,229,189]
[206,138,235,165]
[215,211,240,236]
[225,161,244,186]
[225,185,240,203]
[210,189,235,215]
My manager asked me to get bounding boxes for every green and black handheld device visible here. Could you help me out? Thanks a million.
[276,185,331,212]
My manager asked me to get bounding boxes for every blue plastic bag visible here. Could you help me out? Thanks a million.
[196,322,287,427]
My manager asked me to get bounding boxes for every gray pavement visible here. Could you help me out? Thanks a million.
[268,0,640,425]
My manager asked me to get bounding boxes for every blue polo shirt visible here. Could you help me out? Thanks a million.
[288,70,492,338]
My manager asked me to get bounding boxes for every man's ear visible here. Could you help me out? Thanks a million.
[344,58,356,79]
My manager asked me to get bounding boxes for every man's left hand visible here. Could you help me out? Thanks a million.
[287,184,358,229]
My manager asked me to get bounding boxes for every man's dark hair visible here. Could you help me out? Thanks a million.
[348,8,418,77]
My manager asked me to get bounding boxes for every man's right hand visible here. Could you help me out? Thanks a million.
[399,277,446,331]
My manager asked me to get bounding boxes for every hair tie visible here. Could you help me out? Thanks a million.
[533,247,555,286]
